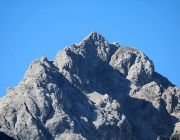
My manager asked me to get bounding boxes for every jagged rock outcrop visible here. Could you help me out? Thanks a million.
[0,32,180,140]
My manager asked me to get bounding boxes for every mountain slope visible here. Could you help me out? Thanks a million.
[0,32,179,140]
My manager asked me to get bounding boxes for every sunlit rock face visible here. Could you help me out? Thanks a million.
[0,32,179,140]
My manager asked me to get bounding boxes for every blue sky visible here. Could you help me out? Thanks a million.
[0,1,180,98]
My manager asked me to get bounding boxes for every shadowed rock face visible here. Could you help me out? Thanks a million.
[0,32,180,140]
[0,132,15,140]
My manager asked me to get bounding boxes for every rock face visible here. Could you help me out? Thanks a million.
[0,132,15,140]
[0,32,180,140]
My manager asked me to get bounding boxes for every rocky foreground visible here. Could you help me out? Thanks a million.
[0,32,180,140]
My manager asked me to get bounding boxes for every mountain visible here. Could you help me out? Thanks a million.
[0,32,180,140]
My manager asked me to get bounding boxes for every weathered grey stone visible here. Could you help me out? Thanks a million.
[0,32,180,140]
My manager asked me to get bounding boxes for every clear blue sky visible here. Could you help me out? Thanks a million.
[0,1,180,98]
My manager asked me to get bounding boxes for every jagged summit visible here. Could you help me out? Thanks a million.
[85,31,107,41]
[79,31,108,45]
[0,32,180,140]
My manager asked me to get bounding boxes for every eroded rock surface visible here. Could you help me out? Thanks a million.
[0,32,179,140]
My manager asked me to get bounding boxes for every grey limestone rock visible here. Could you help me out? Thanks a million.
[0,32,180,140]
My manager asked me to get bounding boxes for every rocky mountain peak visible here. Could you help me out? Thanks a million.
[84,31,107,42]
[79,32,108,47]
[0,32,180,140]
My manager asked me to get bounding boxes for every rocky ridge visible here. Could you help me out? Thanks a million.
[0,32,180,140]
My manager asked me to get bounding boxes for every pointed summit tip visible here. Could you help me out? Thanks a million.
[40,55,48,62]
[83,31,107,42]
[89,31,101,36]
